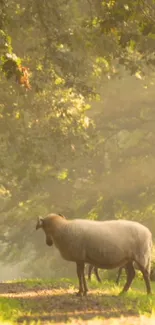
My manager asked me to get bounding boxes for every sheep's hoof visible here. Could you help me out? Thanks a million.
[76,291,83,297]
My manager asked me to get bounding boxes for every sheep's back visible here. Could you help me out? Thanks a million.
[53,219,152,268]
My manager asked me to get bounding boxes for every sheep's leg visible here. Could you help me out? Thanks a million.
[120,262,135,294]
[116,266,123,285]
[82,266,88,296]
[94,267,102,283]
[138,265,152,294]
[76,262,84,296]
[88,264,93,281]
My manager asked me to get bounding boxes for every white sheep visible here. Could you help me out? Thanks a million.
[87,264,125,284]
[36,213,152,296]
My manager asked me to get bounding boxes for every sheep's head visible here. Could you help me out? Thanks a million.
[36,213,66,246]
[36,216,53,246]
[36,216,44,230]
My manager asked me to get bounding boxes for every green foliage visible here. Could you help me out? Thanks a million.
[0,30,12,55]
[1,0,155,277]
[1,53,21,79]
[0,30,19,79]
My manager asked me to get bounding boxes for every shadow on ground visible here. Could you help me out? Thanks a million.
[0,282,141,324]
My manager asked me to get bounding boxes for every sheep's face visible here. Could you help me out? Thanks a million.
[46,235,53,246]
[36,213,66,246]
[36,216,44,230]
[36,215,54,247]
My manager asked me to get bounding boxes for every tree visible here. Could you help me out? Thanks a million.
[1,0,155,278]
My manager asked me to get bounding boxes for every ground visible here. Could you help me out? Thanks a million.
[0,277,155,324]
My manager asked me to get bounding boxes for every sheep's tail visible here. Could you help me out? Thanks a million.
[146,256,151,275]
[146,238,153,274]
[143,235,152,274]
[136,234,152,273]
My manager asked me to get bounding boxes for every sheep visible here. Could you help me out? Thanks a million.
[87,264,124,284]
[88,264,155,284]
[36,213,152,296]
[88,264,102,283]
[116,266,125,285]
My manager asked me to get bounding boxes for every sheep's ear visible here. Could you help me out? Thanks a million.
[36,216,44,230]
[58,213,66,219]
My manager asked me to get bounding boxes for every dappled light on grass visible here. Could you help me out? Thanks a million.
[0,279,155,324]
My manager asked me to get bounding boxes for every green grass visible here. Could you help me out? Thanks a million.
[0,298,21,322]
[5,277,76,287]
[0,277,155,324]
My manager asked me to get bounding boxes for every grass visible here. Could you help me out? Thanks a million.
[0,298,21,322]
[0,276,155,324]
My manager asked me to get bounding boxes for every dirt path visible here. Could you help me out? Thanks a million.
[0,282,154,324]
